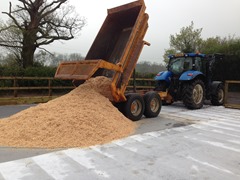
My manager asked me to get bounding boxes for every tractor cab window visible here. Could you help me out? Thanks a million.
[194,57,202,71]
[168,57,192,74]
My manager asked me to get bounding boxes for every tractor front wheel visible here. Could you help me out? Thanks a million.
[211,84,224,106]
[183,79,205,109]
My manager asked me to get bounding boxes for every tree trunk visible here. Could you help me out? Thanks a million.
[21,31,37,68]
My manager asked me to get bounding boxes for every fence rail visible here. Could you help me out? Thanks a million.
[0,77,74,97]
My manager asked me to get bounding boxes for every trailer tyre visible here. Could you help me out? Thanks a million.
[182,79,205,109]
[211,84,224,106]
[143,92,162,118]
[122,93,145,121]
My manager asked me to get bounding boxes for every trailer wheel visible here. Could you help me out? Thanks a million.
[143,92,161,118]
[211,84,224,106]
[182,79,205,109]
[122,93,145,121]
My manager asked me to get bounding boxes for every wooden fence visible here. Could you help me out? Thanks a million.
[1,77,239,108]
[0,77,155,105]
[0,77,74,97]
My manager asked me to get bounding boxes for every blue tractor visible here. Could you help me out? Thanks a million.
[154,53,224,109]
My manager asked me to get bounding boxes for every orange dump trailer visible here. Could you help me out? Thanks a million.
[55,0,161,120]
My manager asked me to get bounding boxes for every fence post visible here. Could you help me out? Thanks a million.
[133,69,136,93]
[13,78,18,97]
[48,78,52,96]
[224,81,228,105]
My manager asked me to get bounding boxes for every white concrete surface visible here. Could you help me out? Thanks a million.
[0,105,240,180]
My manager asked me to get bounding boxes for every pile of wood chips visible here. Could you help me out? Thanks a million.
[0,76,136,149]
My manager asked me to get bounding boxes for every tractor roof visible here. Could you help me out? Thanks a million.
[168,53,206,59]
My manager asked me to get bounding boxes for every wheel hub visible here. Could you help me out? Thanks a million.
[150,98,160,113]
[218,89,224,103]
[193,84,203,104]
[131,100,142,116]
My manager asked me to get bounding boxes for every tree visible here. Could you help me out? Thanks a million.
[201,36,240,56]
[163,21,203,63]
[45,52,84,67]
[163,48,177,64]
[170,21,203,53]
[0,0,86,68]
[136,61,166,76]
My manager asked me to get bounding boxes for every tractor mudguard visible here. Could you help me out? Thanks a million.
[210,81,223,94]
[154,71,172,83]
[179,70,204,81]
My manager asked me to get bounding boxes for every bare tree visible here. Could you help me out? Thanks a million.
[0,0,86,68]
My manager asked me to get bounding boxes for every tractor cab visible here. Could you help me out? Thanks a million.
[167,53,206,75]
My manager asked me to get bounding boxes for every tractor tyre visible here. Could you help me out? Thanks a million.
[143,92,162,118]
[182,79,205,109]
[122,93,145,121]
[211,84,224,106]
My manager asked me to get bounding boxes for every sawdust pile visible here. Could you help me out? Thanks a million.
[0,76,136,149]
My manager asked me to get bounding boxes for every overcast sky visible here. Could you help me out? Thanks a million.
[1,0,240,63]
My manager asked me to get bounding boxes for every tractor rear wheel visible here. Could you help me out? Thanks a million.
[211,84,224,105]
[122,93,145,121]
[143,92,162,118]
[182,79,205,109]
